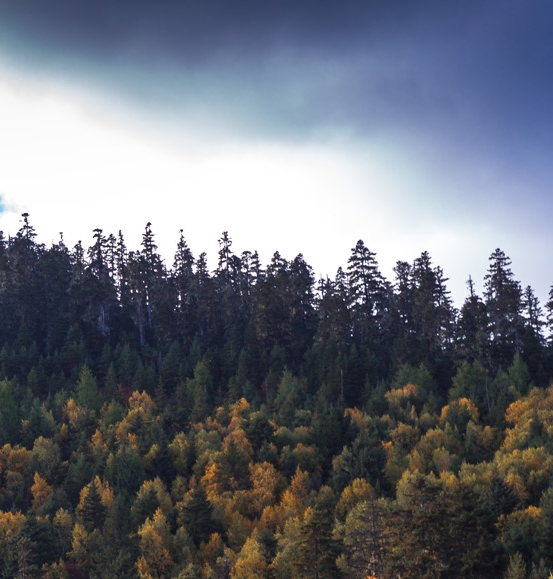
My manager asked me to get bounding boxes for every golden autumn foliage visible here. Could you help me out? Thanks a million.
[168,432,190,475]
[0,509,25,542]
[230,531,269,579]
[336,478,374,519]
[63,398,86,427]
[77,476,114,512]
[31,471,53,512]
[136,509,174,579]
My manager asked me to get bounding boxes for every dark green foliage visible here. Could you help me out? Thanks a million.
[216,439,251,492]
[20,514,59,571]
[484,470,519,520]
[2,218,553,578]
[384,473,448,579]
[105,444,145,496]
[0,379,20,444]
[244,407,275,455]
[179,484,221,547]
[75,365,102,413]
[188,359,213,423]
[294,505,342,579]
[132,484,161,528]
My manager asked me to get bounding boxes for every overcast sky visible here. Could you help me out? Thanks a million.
[0,0,552,306]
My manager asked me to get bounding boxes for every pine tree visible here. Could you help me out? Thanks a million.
[456,276,489,363]
[484,249,523,369]
[346,240,387,348]
[384,472,449,579]
[180,484,220,547]
[75,365,102,413]
[339,497,385,579]
[173,229,197,345]
[79,479,107,532]
[293,506,341,579]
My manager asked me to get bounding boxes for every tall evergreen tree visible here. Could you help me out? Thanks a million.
[346,240,388,349]
[79,479,107,532]
[456,276,489,364]
[173,229,197,345]
[484,249,523,370]
[294,505,341,579]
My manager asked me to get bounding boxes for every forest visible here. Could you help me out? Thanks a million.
[1,213,553,579]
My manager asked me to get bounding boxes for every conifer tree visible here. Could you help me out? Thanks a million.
[484,249,523,369]
[79,479,107,532]
[339,497,385,579]
[293,505,341,579]
[180,483,220,547]
[75,365,102,413]
[346,240,387,348]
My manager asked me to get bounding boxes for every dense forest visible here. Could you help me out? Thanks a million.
[1,213,553,578]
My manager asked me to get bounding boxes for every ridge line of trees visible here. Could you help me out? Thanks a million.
[1,215,550,398]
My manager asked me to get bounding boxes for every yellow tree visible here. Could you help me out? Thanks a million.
[136,508,174,579]
[335,478,374,520]
[69,522,103,577]
[31,471,53,513]
[0,444,31,507]
[278,467,310,524]
[230,530,269,579]
[236,461,284,520]
[0,510,25,566]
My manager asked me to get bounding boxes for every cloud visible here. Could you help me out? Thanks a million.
[1,0,551,153]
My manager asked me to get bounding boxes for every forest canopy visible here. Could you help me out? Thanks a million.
[1,214,553,579]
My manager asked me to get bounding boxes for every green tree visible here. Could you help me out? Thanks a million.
[384,472,449,579]
[347,240,388,350]
[215,438,252,493]
[173,229,197,346]
[78,479,107,532]
[520,285,546,386]
[0,379,20,444]
[188,359,213,423]
[293,505,341,579]
[449,359,490,414]
[338,497,384,579]
[179,483,220,547]
[274,370,307,427]
[484,249,523,370]
[314,269,351,352]
[105,443,145,496]
[75,365,102,413]
[456,275,489,363]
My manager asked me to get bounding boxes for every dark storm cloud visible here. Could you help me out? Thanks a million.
[1,0,552,162]
[0,0,381,62]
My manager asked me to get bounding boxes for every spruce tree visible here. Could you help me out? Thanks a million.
[80,479,107,532]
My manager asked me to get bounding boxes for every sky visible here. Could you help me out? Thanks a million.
[0,0,552,307]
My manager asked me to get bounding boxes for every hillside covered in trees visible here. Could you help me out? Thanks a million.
[1,213,553,578]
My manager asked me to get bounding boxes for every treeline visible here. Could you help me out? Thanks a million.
[0,213,553,578]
